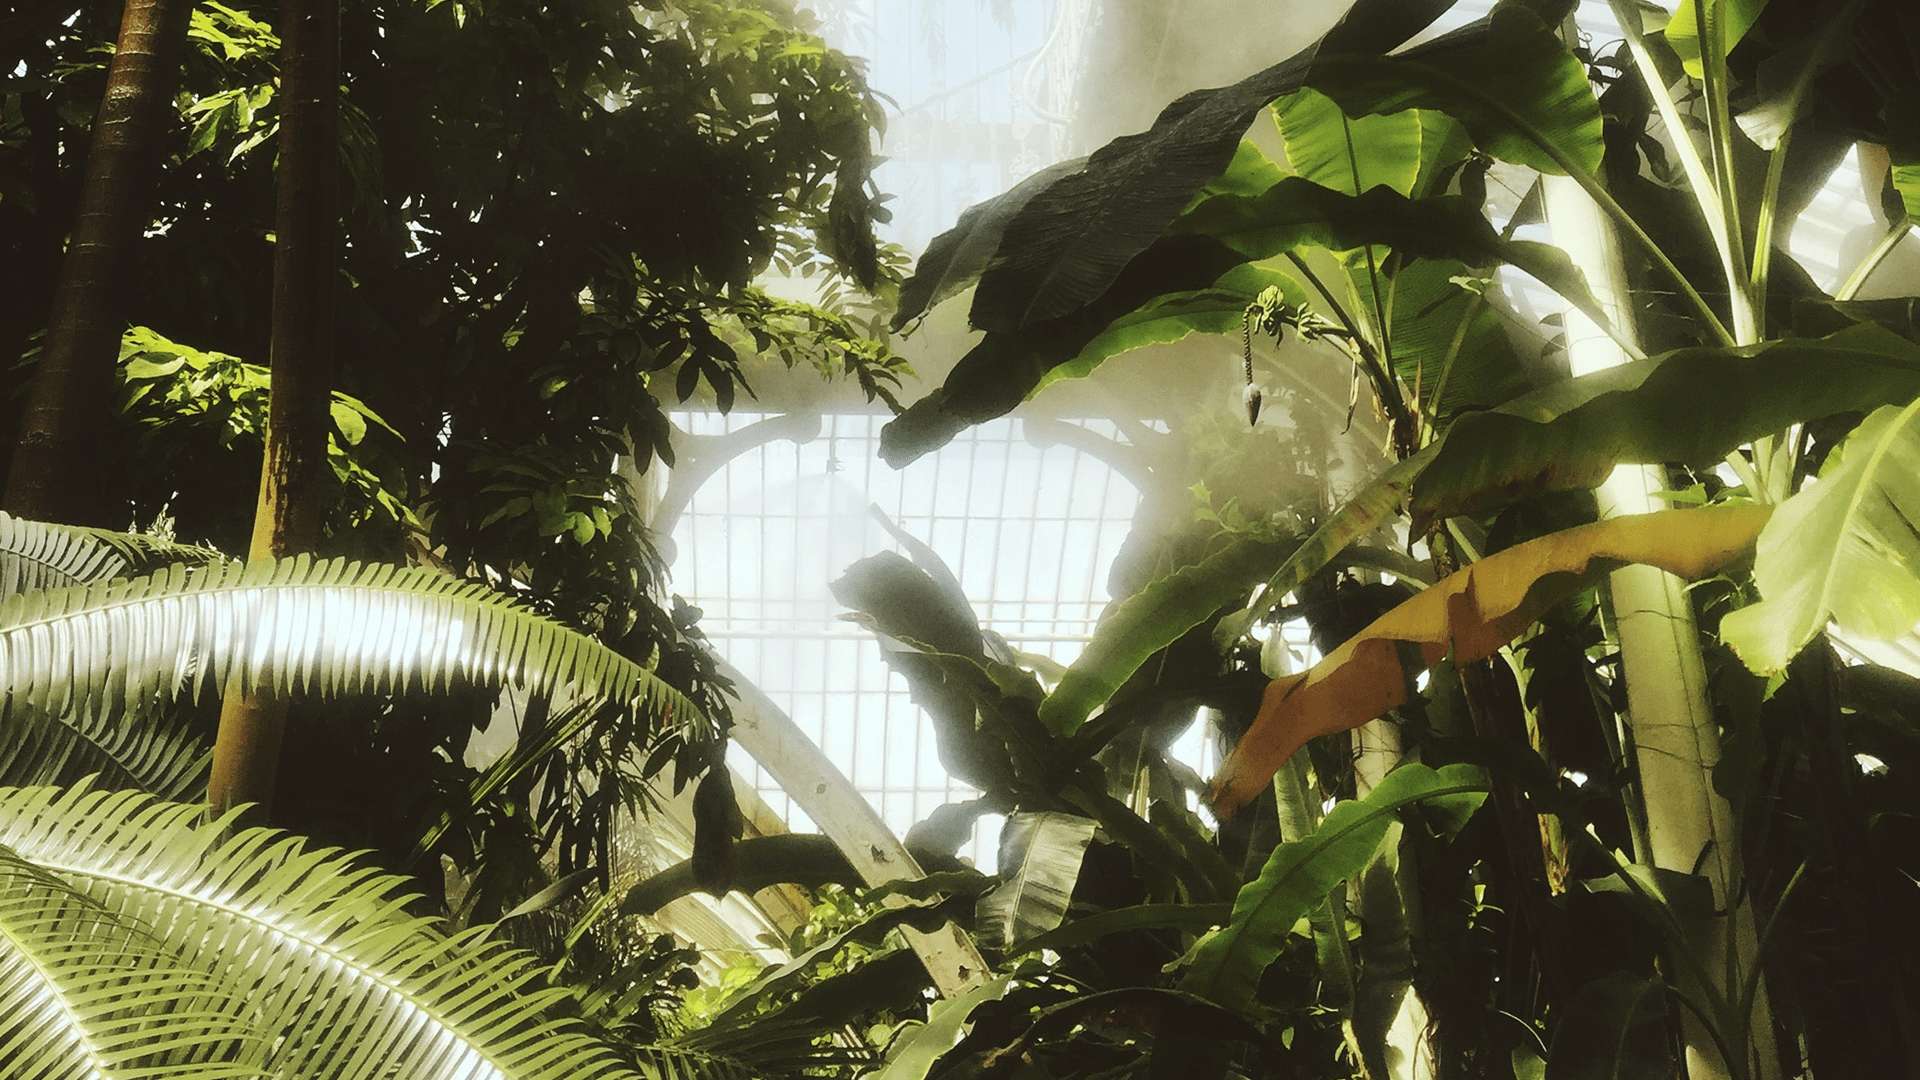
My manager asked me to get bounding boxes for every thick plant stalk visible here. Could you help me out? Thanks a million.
[4,0,192,525]
[1544,175,1778,1080]
[209,0,340,814]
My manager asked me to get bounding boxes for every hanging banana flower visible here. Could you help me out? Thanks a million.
[1240,305,1264,428]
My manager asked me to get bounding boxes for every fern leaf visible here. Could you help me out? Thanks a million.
[0,705,209,799]
[0,555,705,738]
[0,512,226,596]
[0,784,643,1079]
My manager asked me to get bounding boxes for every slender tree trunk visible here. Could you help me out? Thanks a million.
[207,0,339,815]
[4,0,190,525]
[1543,175,1778,1080]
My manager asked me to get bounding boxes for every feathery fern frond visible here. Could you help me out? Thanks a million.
[0,512,226,596]
[0,555,705,738]
[0,784,644,1079]
[0,705,209,799]
[0,848,256,1077]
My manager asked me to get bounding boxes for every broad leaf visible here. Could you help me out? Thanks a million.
[1041,532,1295,734]
[880,237,1244,466]
[868,975,1013,1080]
[1722,396,1920,672]
[1215,449,1435,648]
[1180,762,1487,1011]
[1175,180,1612,336]
[961,2,1561,334]
[1272,88,1426,196]
[1012,902,1233,956]
[1211,506,1772,815]
[1029,261,1313,398]
[0,784,638,1078]
[975,811,1097,951]
[891,157,1086,330]
[1666,0,1771,78]
[1309,5,1604,179]
[0,556,703,736]
[1410,326,1920,528]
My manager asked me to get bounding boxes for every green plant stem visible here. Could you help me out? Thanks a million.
[1604,0,1738,290]
[1695,0,1757,344]
[1836,217,1915,301]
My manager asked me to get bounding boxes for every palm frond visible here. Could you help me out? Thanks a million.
[0,848,256,1077]
[0,512,226,596]
[0,784,644,1079]
[0,705,209,799]
[0,555,705,738]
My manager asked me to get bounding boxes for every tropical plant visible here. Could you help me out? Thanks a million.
[856,0,1920,1077]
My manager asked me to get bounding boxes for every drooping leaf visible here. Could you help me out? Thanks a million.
[880,237,1245,466]
[1175,180,1611,335]
[1210,506,1773,815]
[868,975,1013,1080]
[1893,162,1920,222]
[829,552,1013,787]
[0,556,704,738]
[0,784,639,1078]
[1180,762,1487,1011]
[1722,396,1920,672]
[1410,325,1920,528]
[1029,261,1313,398]
[892,157,1087,330]
[975,811,1097,951]
[1041,532,1295,734]
[959,1,1522,334]
[1215,449,1435,649]
[1545,973,1677,1080]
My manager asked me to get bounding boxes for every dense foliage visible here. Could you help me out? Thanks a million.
[2,0,1920,1078]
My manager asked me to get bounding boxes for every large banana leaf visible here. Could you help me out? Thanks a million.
[960,2,1591,334]
[878,236,1245,467]
[974,811,1097,951]
[891,157,1086,330]
[1175,180,1611,336]
[0,554,703,734]
[1410,325,1920,527]
[1272,87,1433,197]
[1028,260,1313,398]
[0,783,638,1078]
[1722,396,1920,672]
[1040,532,1294,735]
[1211,506,1772,815]
[1178,763,1486,1012]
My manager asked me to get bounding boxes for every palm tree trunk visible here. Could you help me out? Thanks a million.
[208,0,339,815]
[1543,175,1779,1080]
[4,0,191,526]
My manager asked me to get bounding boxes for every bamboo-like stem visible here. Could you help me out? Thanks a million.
[1544,173,1778,1080]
